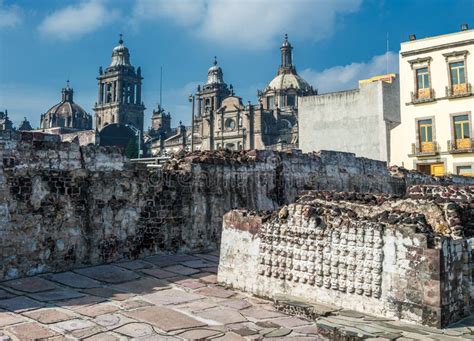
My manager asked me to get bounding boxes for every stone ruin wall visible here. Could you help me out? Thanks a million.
[1,132,474,281]
[217,187,474,327]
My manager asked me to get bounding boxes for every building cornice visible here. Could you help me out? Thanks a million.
[401,39,474,57]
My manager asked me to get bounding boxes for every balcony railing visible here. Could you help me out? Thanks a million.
[411,88,435,104]
[447,138,474,153]
[411,141,439,156]
[446,83,472,98]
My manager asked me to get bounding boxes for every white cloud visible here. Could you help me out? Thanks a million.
[38,0,119,40]
[300,51,399,93]
[0,0,22,28]
[131,0,361,50]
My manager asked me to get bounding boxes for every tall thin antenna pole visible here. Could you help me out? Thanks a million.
[159,66,163,107]
[386,32,389,74]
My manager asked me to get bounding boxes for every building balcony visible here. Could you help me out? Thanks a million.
[410,141,439,156]
[446,83,472,98]
[411,88,435,104]
[447,138,474,154]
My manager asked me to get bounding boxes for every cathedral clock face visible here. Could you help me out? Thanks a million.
[225,118,235,130]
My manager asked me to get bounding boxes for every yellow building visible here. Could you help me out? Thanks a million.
[391,25,474,176]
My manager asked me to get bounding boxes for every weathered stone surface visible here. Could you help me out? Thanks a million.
[196,307,247,324]
[141,289,203,305]
[0,311,26,327]
[28,288,84,302]
[293,325,321,335]
[202,266,219,274]
[70,326,106,339]
[113,277,168,293]
[196,254,220,263]
[195,286,236,298]
[22,308,76,323]
[218,299,252,310]
[177,328,224,339]
[6,322,58,339]
[212,332,246,340]
[93,313,134,328]
[197,273,218,284]
[53,318,96,331]
[74,265,139,284]
[118,299,153,310]
[181,260,216,269]
[46,272,102,288]
[80,287,133,301]
[116,260,153,271]
[0,296,44,312]
[2,277,57,293]
[272,317,311,328]
[232,327,259,336]
[140,268,176,279]
[240,307,286,319]
[60,295,106,310]
[124,306,206,332]
[0,289,15,299]
[83,333,120,341]
[145,254,200,267]
[262,327,292,337]
[162,265,200,276]
[75,303,120,317]
[115,322,156,337]
[175,299,217,312]
[173,278,206,289]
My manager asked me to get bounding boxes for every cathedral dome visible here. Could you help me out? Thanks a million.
[267,73,312,92]
[40,82,92,130]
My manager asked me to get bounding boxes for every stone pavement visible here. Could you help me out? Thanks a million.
[0,252,472,340]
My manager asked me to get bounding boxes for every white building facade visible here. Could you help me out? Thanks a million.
[299,74,400,162]
[391,27,474,176]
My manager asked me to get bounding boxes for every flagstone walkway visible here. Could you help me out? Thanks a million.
[0,251,473,340]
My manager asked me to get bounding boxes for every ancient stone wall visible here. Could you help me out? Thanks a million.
[218,188,474,327]
[2,133,474,281]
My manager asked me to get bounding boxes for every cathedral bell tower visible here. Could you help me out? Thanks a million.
[94,35,145,132]
[195,57,231,150]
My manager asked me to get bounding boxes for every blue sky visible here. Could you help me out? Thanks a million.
[0,0,472,129]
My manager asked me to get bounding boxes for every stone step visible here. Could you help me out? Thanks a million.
[273,294,338,320]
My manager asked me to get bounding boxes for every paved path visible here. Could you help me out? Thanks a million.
[0,252,472,340]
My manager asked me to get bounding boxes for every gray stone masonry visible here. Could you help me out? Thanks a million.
[1,132,474,281]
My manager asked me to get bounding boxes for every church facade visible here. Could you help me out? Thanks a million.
[148,35,316,155]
